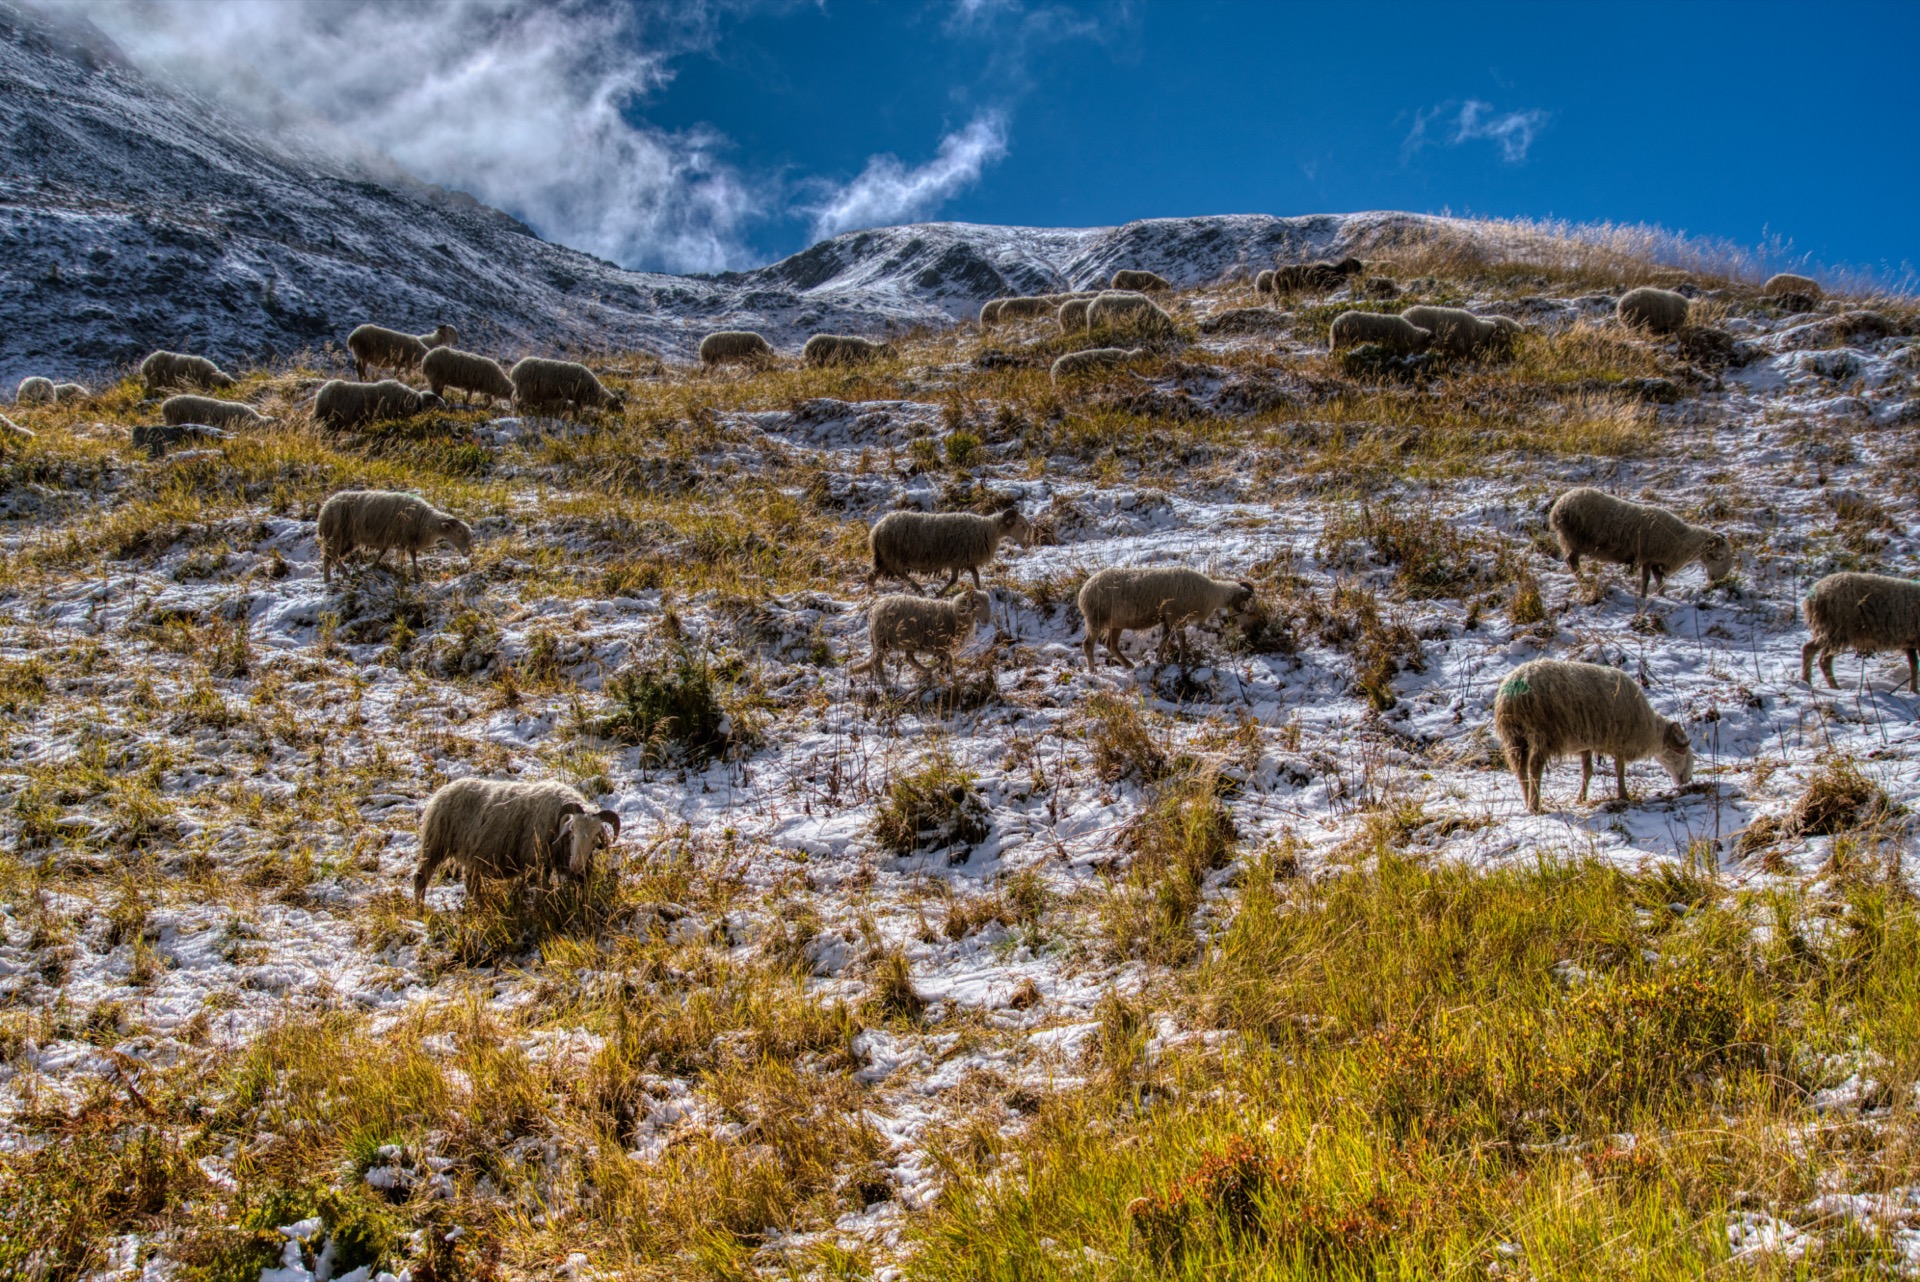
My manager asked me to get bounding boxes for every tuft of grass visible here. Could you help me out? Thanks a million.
[870,752,990,860]
[595,644,734,766]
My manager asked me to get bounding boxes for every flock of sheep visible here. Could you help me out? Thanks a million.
[5,259,1908,902]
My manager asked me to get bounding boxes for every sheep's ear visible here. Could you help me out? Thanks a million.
[597,810,621,838]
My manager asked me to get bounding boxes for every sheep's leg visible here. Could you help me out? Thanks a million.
[903,650,933,683]
[1578,751,1593,803]
[1082,634,1097,673]
[968,566,983,590]
[1566,551,1581,572]
[1637,565,1651,602]
[1821,651,1839,690]
[937,568,960,596]
[1614,756,1629,801]
[1526,748,1548,814]
[413,848,446,905]
[1107,627,1133,670]
[1801,640,1819,683]
[1907,648,1919,693]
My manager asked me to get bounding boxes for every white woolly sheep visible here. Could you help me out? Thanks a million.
[1085,291,1178,340]
[986,297,1057,325]
[1110,269,1171,292]
[1492,658,1694,813]
[802,334,894,367]
[414,777,620,905]
[421,347,515,406]
[346,323,457,381]
[1548,487,1733,602]
[161,394,274,430]
[1329,311,1432,354]
[699,331,776,367]
[1764,272,1823,307]
[132,424,225,458]
[1253,269,1275,294]
[52,382,88,403]
[868,506,1032,594]
[978,299,1007,327]
[1050,346,1145,384]
[13,376,53,405]
[316,489,473,585]
[849,590,990,687]
[314,379,444,430]
[1617,287,1691,334]
[1396,306,1521,357]
[1268,258,1366,294]
[140,350,237,394]
[1801,571,1920,691]
[1076,565,1259,671]
[509,357,624,415]
[1058,298,1092,334]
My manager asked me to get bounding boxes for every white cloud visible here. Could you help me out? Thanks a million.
[805,113,1010,241]
[1406,99,1550,164]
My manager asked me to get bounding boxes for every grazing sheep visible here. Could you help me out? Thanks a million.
[1764,272,1823,308]
[802,334,894,367]
[1076,566,1259,671]
[421,347,515,406]
[1397,306,1521,357]
[1800,572,1920,691]
[13,376,53,405]
[868,506,1032,594]
[346,323,458,381]
[414,777,620,905]
[316,489,473,584]
[1329,311,1433,355]
[161,394,274,430]
[1617,287,1691,334]
[978,299,1007,327]
[1492,658,1694,813]
[53,382,88,403]
[1254,269,1275,294]
[1050,347,1145,384]
[986,297,1057,325]
[314,379,444,430]
[1269,258,1366,294]
[849,590,990,687]
[509,357,625,415]
[699,330,776,368]
[1548,487,1734,602]
[1110,269,1171,292]
[1058,298,1092,334]
[140,350,237,394]
[1085,291,1178,340]
[132,423,225,458]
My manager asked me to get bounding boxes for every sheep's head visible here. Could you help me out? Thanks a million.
[425,325,459,348]
[957,590,991,623]
[555,803,621,877]
[1226,578,1263,625]
[440,518,474,557]
[1336,257,1366,276]
[1700,534,1734,583]
[997,506,1033,544]
[1658,721,1695,788]
[419,392,447,411]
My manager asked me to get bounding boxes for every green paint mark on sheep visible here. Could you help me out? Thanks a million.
[1499,676,1531,698]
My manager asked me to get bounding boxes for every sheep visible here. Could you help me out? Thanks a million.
[1492,658,1694,813]
[13,376,53,405]
[1076,566,1259,671]
[1058,298,1092,334]
[1268,258,1365,294]
[979,299,1007,327]
[314,379,444,430]
[1800,572,1920,691]
[346,323,457,381]
[1397,306,1521,357]
[52,382,88,403]
[1050,347,1144,384]
[509,357,625,415]
[1085,291,1178,341]
[421,347,515,405]
[699,331,776,368]
[414,777,620,905]
[161,394,274,430]
[1547,487,1734,603]
[0,414,34,443]
[849,590,990,687]
[985,297,1057,325]
[316,489,473,585]
[868,505,1032,594]
[1617,287,1691,334]
[132,423,225,458]
[140,350,237,394]
[802,334,894,367]
[1253,269,1275,295]
[1110,269,1171,292]
[1764,272,1822,308]
[1329,311,1432,355]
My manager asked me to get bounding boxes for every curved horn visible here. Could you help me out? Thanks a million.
[597,810,622,838]
[556,801,586,817]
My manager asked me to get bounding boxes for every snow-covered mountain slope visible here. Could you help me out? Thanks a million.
[0,0,1428,385]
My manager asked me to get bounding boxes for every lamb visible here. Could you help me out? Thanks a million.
[1085,290,1178,341]
[1763,272,1823,308]
[1110,269,1171,292]
[1057,298,1092,334]
[849,590,990,687]
[161,394,274,430]
[421,347,515,405]
[140,350,237,394]
[1800,572,1920,691]
[802,334,894,367]
[1076,565,1259,671]
[1397,306,1521,357]
[509,357,625,415]
[1329,311,1432,355]
[346,323,458,381]
[1617,287,1691,334]
[414,777,620,905]
[1492,658,1694,813]
[51,382,88,403]
[868,505,1032,594]
[13,376,53,405]
[1547,487,1734,602]
[699,331,776,368]
[316,489,473,584]
[1268,258,1366,294]
[314,379,445,430]
[1051,347,1145,383]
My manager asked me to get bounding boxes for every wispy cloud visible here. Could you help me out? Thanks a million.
[1405,99,1550,164]
[805,113,1010,241]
